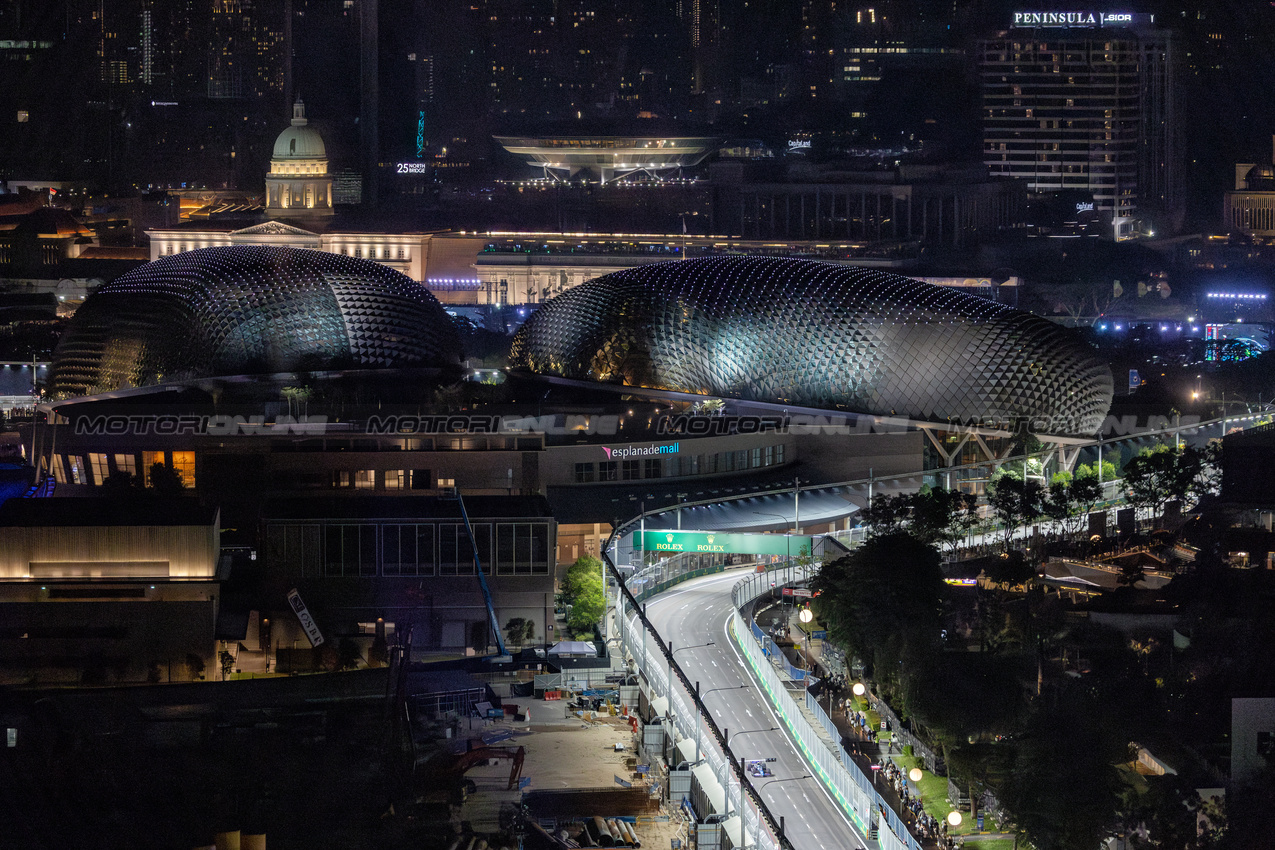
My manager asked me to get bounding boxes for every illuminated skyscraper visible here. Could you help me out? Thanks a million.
[979,12,1182,238]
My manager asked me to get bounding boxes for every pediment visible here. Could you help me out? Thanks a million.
[230,221,319,238]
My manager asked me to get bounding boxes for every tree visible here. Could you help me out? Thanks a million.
[1044,473,1103,538]
[337,638,362,670]
[862,487,978,553]
[987,470,1046,550]
[102,470,141,492]
[562,555,605,636]
[811,532,944,707]
[219,649,235,679]
[1123,445,1220,524]
[1003,684,1129,850]
[148,462,185,494]
[504,617,536,648]
[1075,459,1118,484]
[185,653,206,681]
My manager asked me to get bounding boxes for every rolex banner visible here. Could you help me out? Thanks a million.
[637,530,812,556]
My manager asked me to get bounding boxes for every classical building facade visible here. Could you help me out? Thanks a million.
[265,99,333,218]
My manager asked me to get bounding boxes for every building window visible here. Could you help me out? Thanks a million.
[622,460,640,480]
[87,453,109,485]
[438,523,488,576]
[644,458,662,479]
[495,522,550,575]
[141,451,164,486]
[438,477,455,488]
[764,445,774,466]
[751,448,762,468]
[323,524,377,577]
[382,524,435,576]
[599,461,618,481]
[410,469,433,489]
[114,453,137,477]
[170,451,195,488]
[776,443,785,464]
[354,469,375,490]
[384,469,405,490]
[574,462,595,483]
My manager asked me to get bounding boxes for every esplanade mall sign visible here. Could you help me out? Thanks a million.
[1012,11,1138,27]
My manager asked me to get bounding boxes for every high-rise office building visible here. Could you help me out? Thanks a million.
[979,12,1182,238]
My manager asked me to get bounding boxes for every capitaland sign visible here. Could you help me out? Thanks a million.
[1013,11,1134,27]
[638,530,813,557]
[602,442,680,460]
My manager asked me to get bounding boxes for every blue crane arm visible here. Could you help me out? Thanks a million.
[456,491,508,657]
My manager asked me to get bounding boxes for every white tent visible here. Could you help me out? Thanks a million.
[548,640,597,657]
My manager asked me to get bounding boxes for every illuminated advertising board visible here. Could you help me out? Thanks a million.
[1012,11,1138,27]
[637,530,811,556]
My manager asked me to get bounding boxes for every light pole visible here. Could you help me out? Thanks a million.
[676,492,688,530]
[752,510,792,569]
[793,476,801,533]
[798,606,813,672]
[695,682,749,763]
[666,641,714,745]
[755,773,811,847]
[725,725,779,816]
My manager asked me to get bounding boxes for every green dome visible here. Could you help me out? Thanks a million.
[272,99,326,160]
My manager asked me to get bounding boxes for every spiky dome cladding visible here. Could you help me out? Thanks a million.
[510,256,1113,435]
[51,246,462,397]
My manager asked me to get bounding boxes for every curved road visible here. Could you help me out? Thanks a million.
[635,569,867,850]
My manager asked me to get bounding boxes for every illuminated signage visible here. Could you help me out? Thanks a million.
[638,530,812,556]
[1076,202,1095,212]
[396,162,431,174]
[602,442,680,460]
[1012,11,1134,27]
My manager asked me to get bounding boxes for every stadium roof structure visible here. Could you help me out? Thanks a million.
[508,255,1114,436]
[50,246,462,397]
[492,135,718,183]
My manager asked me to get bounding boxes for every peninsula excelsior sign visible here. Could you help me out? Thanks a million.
[1012,11,1137,27]
[637,530,812,557]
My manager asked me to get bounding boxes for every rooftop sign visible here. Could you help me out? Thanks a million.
[1012,11,1138,27]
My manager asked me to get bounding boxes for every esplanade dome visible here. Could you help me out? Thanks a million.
[50,246,462,398]
[509,256,1114,436]
[272,98,326,160]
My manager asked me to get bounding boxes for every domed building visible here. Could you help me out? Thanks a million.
[50,246,462,397]
[510,255,1113,436]
[265,98,333,218]
[1225,158,1275,238]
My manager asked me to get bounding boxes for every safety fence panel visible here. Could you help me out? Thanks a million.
[615,591,777,850]
[730,608,872,837]
[731,573,925,850]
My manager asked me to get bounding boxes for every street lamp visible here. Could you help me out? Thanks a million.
[759,774,811,794]
[695,682,749,763]
[666,641,715,744]
[948,810,963,827]
[752,774,810,849]
[676,492,689,530]
[724,726,778,819]
[798,606,813,671]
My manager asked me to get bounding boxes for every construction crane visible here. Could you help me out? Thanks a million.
[455,490,510,660]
